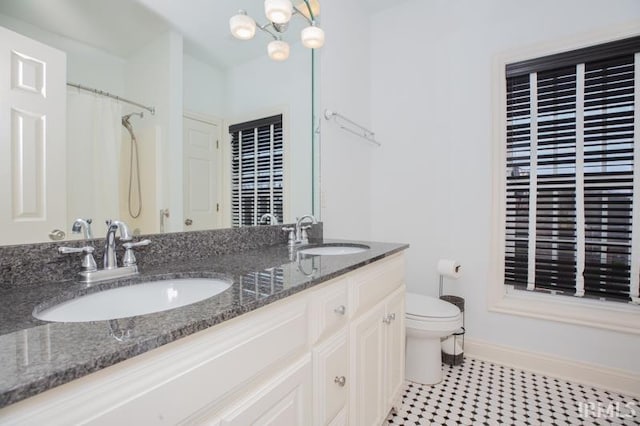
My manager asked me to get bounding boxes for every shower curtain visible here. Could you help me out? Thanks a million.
[67,88,122,238]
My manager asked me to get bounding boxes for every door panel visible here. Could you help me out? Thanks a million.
[313,330,348,425]
[385,286,406,410]
[183,116,221,231]
[0,26,66,244]
[218,355,312,425]
[350,304,385,426]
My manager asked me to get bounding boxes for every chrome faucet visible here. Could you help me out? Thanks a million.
[295,214,318,245]
[104,220,132,269]
[283,215,318,247]
[59,219,149,283]
[71,218,93,239]
[260,213,279,225]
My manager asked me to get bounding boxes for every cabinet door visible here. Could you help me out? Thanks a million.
[313,329,348,426]
[349,303,386,426]
[217,355,312,426]
[384,286,406,411]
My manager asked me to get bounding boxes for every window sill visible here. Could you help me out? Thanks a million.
[489,287,640,335]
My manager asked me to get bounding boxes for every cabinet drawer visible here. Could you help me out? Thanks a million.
[214,354,313,426]
[310,278,349,344]
[313,330,349,426]
[350,254,404,317]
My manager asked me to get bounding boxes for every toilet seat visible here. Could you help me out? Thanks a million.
[405,292,460,320]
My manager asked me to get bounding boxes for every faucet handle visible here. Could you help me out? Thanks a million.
[58,246,97,272]
[300,224,312,244]
[282,227,296,246]
[122,239,151,267]
[122,239,151,249]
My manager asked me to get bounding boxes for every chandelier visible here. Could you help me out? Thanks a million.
[229,0,324,61]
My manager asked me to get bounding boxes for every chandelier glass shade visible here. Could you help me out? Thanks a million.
[229,12,256,40]
[301,25,324,49]
[268,40,291,61]
[264,0,293,24]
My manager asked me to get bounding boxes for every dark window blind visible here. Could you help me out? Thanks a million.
[505,75,531,288]
[504,41,637,302]
[583,55,635,300]
[535,66,577,294]
[230,115,284,227]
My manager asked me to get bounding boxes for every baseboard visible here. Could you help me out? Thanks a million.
[464,338,640,398]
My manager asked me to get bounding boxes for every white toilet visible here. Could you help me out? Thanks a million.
[405,292,463,385]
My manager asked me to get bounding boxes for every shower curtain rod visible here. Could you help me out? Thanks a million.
[67,82,156,115]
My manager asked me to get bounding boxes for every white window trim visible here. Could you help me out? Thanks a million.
[489,21,640,335]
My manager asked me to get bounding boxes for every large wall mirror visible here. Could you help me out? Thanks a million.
[0,0,320,246]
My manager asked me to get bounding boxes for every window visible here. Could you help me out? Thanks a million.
[230,114,284,227]
[504,36,640,304]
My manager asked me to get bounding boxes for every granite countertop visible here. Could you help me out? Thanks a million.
[0,239,408,408]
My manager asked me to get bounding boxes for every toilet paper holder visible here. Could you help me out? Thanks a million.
[437,259,465,366]
[437,259,461,297]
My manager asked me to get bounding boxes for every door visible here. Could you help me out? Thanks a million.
[183,115,221,231]
[384,287,406,411]
[349,303,386,426]
[0,26,66,244]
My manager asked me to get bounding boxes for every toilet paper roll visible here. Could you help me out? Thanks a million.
[437,259,461,279]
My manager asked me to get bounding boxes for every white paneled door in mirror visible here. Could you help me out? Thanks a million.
[0,26,66,245]
[183,115,222,231]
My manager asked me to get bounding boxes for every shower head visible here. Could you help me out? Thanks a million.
[122,112,143,138]
[122,111,143,122]
[122,112,144,125]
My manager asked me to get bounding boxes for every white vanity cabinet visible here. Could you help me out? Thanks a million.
[1,296,313,426]
[311,254,406,426]
[349,255,406,426]
[0,253,405,426]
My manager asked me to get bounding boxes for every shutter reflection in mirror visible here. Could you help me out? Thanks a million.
[230,115,283,227]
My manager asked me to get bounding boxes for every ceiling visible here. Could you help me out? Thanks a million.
[0,0,412,68]
[0,0,168,57]
[0,0,319,69]
[363,0,415,15]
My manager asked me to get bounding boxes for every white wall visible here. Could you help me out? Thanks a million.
[318,0,373,240]
[183,53,226,118]
[124,31,183,233]
[368,0,640,373]
[225,49,313,223]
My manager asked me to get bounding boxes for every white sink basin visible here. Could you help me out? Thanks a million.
[34,278,231,322]
[297,244,370,256]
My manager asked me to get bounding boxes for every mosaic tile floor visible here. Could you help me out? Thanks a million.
[385,357,640,425]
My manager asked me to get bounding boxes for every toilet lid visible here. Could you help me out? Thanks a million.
[405,292,460,319]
